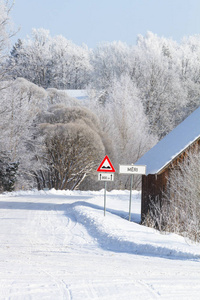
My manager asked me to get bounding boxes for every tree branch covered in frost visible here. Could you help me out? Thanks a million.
[8,31,200,135]
[27,105,106,190]
[1,2,200,192]
[143,151,200,242]
[0,0,16,83]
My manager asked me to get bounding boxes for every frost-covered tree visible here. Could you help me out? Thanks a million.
[88,32,200,140]
[106,75,157,163]
[132,32,188,138]
[50,35,91,89]
[177,35,200,112]
[87,75,157,188]
[4,27,200,191]
[164,150,200,241]
[0,0,15,82]
[0,78,47,157]
[9,29,92,89]
[0,0,19,192]
[0,78,48,189]
[8,29,200,141]
[46,88,80,106]
[88,34,197,139]
[28,105,106,190]
[90,41,130,91]
[10,29,53,87]
[0,76,91,189]
[144,150,200,242]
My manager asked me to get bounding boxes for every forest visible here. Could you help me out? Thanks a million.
[1,1,200,192]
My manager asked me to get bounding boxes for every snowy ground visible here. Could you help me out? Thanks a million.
[0,189,200,299]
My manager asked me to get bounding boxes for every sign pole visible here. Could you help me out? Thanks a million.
[104,181,107,216]
[119,164,146,222]
[129,174,133,221]
[97,155,115,217]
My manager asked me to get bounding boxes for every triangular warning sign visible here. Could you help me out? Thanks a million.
[97,155,115,172]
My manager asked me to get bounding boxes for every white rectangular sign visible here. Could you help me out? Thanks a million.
[98,173,114,181]
[119,164,146,175]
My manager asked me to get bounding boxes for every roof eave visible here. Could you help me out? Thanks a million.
[153,135,200,175]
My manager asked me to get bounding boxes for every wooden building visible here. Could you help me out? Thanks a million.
[135,107,200,222]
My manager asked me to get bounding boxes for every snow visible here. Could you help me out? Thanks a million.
[0,189,200,299]
[135,106,200,175]
[66,90,88,101]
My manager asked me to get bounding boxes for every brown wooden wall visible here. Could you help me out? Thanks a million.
[141,137,200,223]
[141,171,168,222]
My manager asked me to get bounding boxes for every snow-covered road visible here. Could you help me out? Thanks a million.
[0,189,200,299]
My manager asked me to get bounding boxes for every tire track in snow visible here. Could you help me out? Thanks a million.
[3,213,73,299]
[4,258,72,300]
[0,201,74,299]
[137,280,161,299]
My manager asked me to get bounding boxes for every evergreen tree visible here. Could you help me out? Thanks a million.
[0,151,18,192]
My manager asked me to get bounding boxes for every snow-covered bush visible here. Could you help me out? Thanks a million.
[28,105,106,190]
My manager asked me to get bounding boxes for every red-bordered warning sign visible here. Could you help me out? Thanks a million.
[97,155,115,172]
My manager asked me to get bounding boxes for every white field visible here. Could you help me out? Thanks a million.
[0,189,200,299]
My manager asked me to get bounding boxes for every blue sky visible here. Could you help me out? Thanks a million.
[10,0,200,48]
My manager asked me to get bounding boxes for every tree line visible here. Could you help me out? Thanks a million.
[8,29,200,137]
[0,0,200,192]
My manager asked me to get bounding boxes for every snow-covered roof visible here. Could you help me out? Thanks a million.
[135,106,200,175]
[66,90,88,100]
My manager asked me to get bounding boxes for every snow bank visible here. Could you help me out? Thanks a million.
[3,188,131,197]
[2,188,73,197]
[1,189,200,260]
[72,203,200,260]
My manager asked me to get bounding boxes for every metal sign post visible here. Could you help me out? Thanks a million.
[119,164,146,221]
[98,173,114,216]
[97,155,115,217]
[104,181,107,216]
[129,175,133,221]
